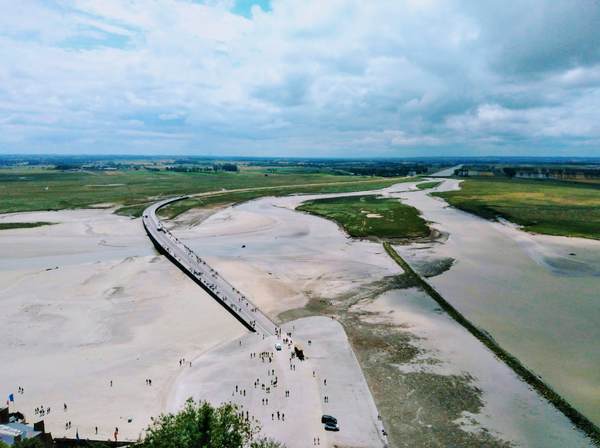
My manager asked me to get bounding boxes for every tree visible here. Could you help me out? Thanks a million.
[139,399,284,448]
[0,438,43,448]
[14,439,44,448]
[251,439,286,448]
[503,167,517,178]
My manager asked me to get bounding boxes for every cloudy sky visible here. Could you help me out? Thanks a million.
[1,0,599,157]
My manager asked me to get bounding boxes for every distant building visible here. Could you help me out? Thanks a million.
[0,407,42,446]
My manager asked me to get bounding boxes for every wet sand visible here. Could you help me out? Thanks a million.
[2,178,598,445]
[0,209,245,441]
[391,180,600,425]
[176,184,597,446]
[168,316,386,448]
[355,288,592,447]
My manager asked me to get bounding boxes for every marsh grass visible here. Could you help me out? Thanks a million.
[297,195,430,240]
[0,167,404,216]
[435,178,600,239]
[0,221,54,230]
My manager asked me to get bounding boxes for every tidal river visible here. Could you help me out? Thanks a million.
[176,179,599,445]
[388,179,600,426]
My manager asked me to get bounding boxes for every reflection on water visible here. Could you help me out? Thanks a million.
[393,180,600,426]
[179,181,600,444]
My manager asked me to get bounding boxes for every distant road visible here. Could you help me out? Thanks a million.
[140,176,409,336]
[142,196,278,337]
[430,164,462,177]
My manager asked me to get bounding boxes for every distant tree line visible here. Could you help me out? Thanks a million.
[0,400,284,448]
[166,163,239,173]
[456,164,600,180]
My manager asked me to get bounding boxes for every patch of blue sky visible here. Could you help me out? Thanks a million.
[232,0,271,18]
[60,33,130,50]
[126,112,188,127]
[60,31,131,50]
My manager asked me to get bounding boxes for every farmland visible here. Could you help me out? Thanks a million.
[297,195,430,240]
[435,178,600,240]
[0,166,408,218]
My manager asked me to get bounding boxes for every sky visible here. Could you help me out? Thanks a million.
[0,0,599,158]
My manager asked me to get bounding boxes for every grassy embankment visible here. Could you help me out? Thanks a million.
[416,180,442,190]
[156,179,410,220]
[287,195,515,446]
[0,222,53,230]
[384,242,600,444]
[0,167,408,218]
[296,195,430,240]
[294,192,600,444]
[435,177,600,240]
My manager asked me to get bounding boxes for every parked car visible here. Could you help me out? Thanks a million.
[324,422,339,432]
[321,415,337,425]
[275,343,282,351]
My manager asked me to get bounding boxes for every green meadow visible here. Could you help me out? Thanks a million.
[435,178,600,240]
[297,195,429,240]
[416,180,442,190]
[0,167,407,218]
[0,221,54,230]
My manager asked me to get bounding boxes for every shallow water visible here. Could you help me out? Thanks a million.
[391,180,600,426]
[179,181,599,444]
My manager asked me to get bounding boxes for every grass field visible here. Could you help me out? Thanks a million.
[297,195,429,240]
[435,178,600,240]
[0,221,53,230]
[155,178,409,219]
[416,181,442,190]
[0,167,407,217]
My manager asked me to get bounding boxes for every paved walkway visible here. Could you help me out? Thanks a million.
[168,316,387,448]
[143,197,277,336]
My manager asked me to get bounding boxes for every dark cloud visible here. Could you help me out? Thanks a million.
[0,0,598,156]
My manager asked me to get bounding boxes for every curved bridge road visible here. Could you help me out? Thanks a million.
[142,196,278,337]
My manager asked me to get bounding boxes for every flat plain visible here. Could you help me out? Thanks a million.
[297,195,429,240]
[434,177,600,239]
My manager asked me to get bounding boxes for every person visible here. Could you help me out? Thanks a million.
[110,380,113,387]
[64,403,67,412]
[95,426,98,435]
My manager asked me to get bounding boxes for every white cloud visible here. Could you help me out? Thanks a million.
[0,0,598,156]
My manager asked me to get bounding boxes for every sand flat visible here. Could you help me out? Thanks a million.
[356,288,593,447]
[393,180,600,425]
[174,185,597,446]
[0,209,245,441]
[168,316,386,448]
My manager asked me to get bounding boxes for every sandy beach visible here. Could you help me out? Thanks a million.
[390,180,600,425]
[168,316,386,448]
[1,178,598,446]
[0,210,245,441]
[174,182,598,446]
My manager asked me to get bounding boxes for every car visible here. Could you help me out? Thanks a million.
[324,423,339,432]
[321,415,337,425]
[275,343,282,351]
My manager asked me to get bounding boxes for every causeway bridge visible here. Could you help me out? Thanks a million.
[142,197,278,337]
